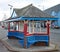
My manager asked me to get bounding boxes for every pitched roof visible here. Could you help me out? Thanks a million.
[13,4,54,17]
[44,4,60,14]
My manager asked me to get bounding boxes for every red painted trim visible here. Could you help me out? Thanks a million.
[8,22,20,32]
[24,23,28,36]
[47,23,50,35]
[26,32,48,36]
[8,22,10,31]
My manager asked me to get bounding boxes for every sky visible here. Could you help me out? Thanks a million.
[0,0,60,21]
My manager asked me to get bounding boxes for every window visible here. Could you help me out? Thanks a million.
[27,21,47,34]
[27,21,41,33]
[9,22,19,31]
[19,21,24,32]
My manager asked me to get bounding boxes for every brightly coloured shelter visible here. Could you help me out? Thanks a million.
[5,4,58,48]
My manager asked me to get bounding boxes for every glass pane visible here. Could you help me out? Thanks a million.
[34,21,41,33]
[19,21,24,31]
[28,21,47,34]
[10,22,19,31]
[28,21,33,33]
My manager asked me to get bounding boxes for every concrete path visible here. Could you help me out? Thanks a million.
[0,41,9,52]
[0,26,10,52]
[0,26,8,39]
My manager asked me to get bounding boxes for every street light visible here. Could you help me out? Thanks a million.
[8,4,13,17]
[8,4,13,9]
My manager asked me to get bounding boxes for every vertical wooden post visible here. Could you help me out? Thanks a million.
[47,21,50,46]
[24,20,28,48]
[32,21,34,33]
[18,22,19,31]
[19,22,20,31]
[29,21,31,34]
[40,21,41,32]
[47,22,50,35]
[8,22,10,32]
[24,21,28,35]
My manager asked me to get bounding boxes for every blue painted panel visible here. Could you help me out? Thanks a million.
[19,35,49,48]
[26,35,49,48]
[8,31,24,39]
[21,17,58,21]
[5,16,58,22]
[27,35,49,43]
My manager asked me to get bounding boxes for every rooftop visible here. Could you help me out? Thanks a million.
[12,4,54,18]
[44,4,60,14]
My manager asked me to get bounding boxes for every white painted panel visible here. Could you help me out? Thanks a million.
[12,11,17,18]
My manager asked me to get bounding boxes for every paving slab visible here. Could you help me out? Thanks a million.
[2,38,58,52]
[0,26,8,39]
[0,40,10,52]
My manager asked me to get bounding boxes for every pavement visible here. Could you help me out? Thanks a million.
[50,28,60,52]
[0,26,10,52]
[0,26,8,39]
[0,41,9,52]
[0,26,60,52]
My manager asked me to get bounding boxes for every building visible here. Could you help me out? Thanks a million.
[44,4,60,28]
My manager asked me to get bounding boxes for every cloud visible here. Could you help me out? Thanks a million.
[0,0,60,21]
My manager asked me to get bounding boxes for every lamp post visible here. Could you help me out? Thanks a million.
[8,4,13,17]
